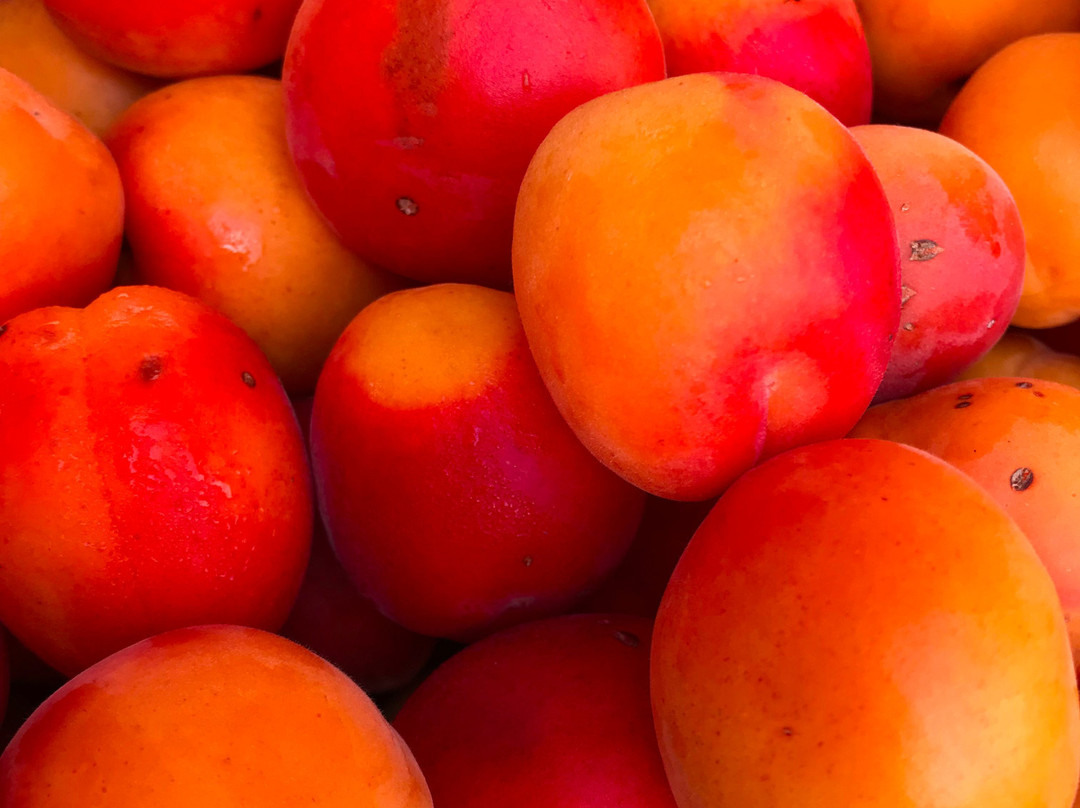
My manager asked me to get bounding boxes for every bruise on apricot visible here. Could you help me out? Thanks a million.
[1010,467,1035,491]
[241,371,256,387]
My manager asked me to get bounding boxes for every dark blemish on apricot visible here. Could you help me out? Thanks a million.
[954,401,972,409]
[522,556,533,567]
[781,727,794,737]
[252,6,262,21]
[139,355,164,382]
[1016,381,1033,388]
[957,393,973,401]
[900,285,917,307]
[902,322,915,331]
[1034,391,1046,398]
[899,202,910,213]
[241,371,256,388]
[909,239,943,261]
[887,333,894,342]
[614,630,640,648]
[396,197,419,216]
[1010,468,1034,491]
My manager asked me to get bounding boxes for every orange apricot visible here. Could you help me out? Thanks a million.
[939,33,1080,328]
[513,73,900,500]
[652,438,1080,808]
[0,625,432,807]
[0,0,157,137]
[0,68,123,325]
[855,0,1080,127]
[108,75,402,395]
[850,377,1080,666]
[958,332,1080,390]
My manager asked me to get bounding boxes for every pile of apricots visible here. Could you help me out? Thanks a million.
[3,0,1080,805]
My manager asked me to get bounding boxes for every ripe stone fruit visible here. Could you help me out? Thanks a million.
[0,0,158,137]
[939,33,1080,329]
[850,377,1080,668]
[0,625,432,807]
[0,286,313,677]
[855,0,1080,127]
[393,613,676,808]
[959,332,1080,390]
[850,124,1025,402]
[513,73,901,501]
[283,0,665,288]
[647,0,872,125]
[311,283,646,640]
[40,0,304,77]
[652,438,1080,808]
[108,74,403,395]
[0,68,123,326]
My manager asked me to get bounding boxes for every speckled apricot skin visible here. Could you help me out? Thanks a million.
[311,283,646,641]
[652,439,1080,808]
[513,73,901,501]
[0,626,432,807]
[41,0,303,77]
[647,0,872,125]
[283,0,665,288]
[939,34,1080,329]
[0,68,123,325]
[108,75,404,395]
[394,613,677,808]
[851,377,1080,667]
[855,0,1080,127]
[850,125,1025,402]
[0,0,158,137]
[0,286,313,676]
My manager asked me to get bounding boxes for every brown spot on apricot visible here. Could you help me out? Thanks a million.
[241,371,256,388]
[781,727,794,736]
[909,239,943,261]
[614,630,640,647]
[1016,381,1033,388]
[522,556,533,567]
[1034,391,1046,398]
[900,285,917,306]
[1010,467,1034,491]
[139,355,164,382]
[957,393,973,400]
[955,401,972,409]
[397,197,419,216]
[902,322,915,331]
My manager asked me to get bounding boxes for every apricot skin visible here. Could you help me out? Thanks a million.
[652,439,1080,808]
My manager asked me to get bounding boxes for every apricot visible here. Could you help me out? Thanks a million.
[580,495,714,619]
[850,377,1080,666]
[41,0,303,77]
[651,439,1080,808]
[647,0,872,125]
[939,34,1080,329]
[0,68,123,325]
[0,0,157,137]
[0,626,432,807]
[0,286,313,676]
[513,73,900,501]
[850,124,1025,401]
[108,75,402,395]
[959,332,1080,390]
[394,613,676,808]
[312,283,646,640]
[283,0,665,287]
[855,0,1080,127]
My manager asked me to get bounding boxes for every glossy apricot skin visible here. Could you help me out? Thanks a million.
[283,0,665,288]
[0,0,158,137]
[108,75,403,395]
[855,0,1080,127]
[41,0,303,77]
[652,439,1080,808]
[394,614,676,808]
[0,286,313,676]
[0,626,432,807]
[580,496,714,619]
[850,125,1025,402]
[959,332,1080,390]
[647,0,871,125]
[513,73,901,501]
[939,34,1080,329]
[0,69,123,325]
[851,377,1080,666]
[311,283,646,641]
